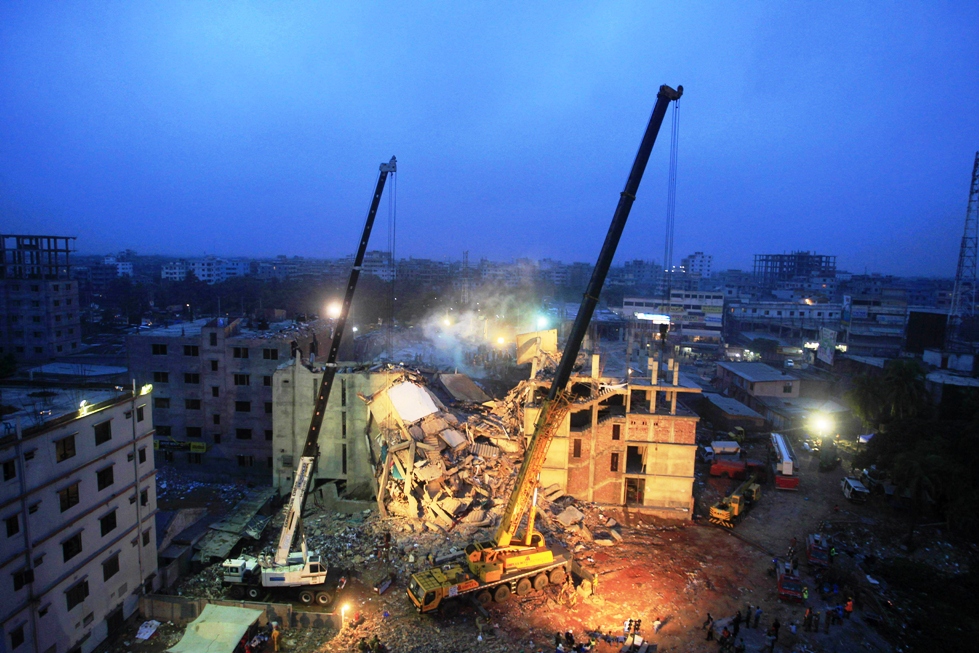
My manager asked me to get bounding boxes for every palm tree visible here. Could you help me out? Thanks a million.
[882,360,929,421]
[845,374,885,432]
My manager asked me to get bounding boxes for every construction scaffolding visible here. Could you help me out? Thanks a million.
[0,234,76,280]
[752,251,836,285]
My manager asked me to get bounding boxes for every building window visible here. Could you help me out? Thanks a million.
[66,579,89,610]
[263,348,278,360]
[233,347,249,359]
[341,414,347,438]
[265,402,273,414]
[3,459,15,481]
[263,376,272,386]
[152,344,168,355]
[59,482,80,511]
[13,568,34,591]
[189,452,203,464]
[63,532,83,562]
[28,503,38,514]
[267,456,274,468]
[234,374,250,386]
[211,386,220,397]
[572,439,582,458]
[153,371,169,383]
[265,430,273,441]
[235,401,251,412]
[127,451,134,462]
[10,624,24,649]
[341,380,347,406]
[209,333,218,346]
[237,455,254,467]
[612,424,621,441]
[783,383,793,393]
[100,510,117,536]
[185,399,201,410]
[138,447,147,464]
[236,428,252,440]
[186,426,203,438]
[184,345,200,356]
[156,425,172,436]
[102,554,120,581]
[97,465,114,491]
[213,433,222,444]
[94,420,112,445]
[137,405,145,422]
[184,373,200,384]
[55,435,76,462]
[140,488,149,507]
[209,360,218,372]
[154,397,170,409]
[341,444,347,475]
[610,452,620,472]
[5,514,19,537]
[213,414,221,425]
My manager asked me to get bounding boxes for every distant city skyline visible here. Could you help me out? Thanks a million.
[2,3,977,277]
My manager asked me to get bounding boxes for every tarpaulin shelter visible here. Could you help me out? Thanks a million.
[167,605,263,653]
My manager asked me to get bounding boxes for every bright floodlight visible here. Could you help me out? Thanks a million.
[536,316,548,329]
[814,415,833,434]
[327,302,342,318]
[443,318,451,327]
[497,337,505,345]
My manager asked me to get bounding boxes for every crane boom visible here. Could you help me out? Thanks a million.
[274,156,397,565]
[494,84,683,548]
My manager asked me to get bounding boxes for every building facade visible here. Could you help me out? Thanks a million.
[525,355,701,518]
[271,359,401,498]
[127,318,330,477]
[0,235,82,363]
[0,387,158,653]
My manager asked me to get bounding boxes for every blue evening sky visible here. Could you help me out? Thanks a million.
[1,2,977,276]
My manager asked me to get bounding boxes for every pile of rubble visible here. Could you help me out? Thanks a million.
[364,371,530,536]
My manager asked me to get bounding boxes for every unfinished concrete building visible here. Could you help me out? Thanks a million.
[526,354,701,518]
[271,358,402,499]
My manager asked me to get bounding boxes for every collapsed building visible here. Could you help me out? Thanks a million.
[271,349,700,524]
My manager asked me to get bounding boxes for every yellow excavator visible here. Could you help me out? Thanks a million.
[407,84,683,615]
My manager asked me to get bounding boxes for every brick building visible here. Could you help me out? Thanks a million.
[525,355,701,518]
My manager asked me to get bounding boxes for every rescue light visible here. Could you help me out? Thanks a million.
[327,302,342,318]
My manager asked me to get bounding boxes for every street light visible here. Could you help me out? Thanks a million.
[327,302,342,318]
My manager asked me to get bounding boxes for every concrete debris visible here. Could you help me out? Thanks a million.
[556,505,586,527]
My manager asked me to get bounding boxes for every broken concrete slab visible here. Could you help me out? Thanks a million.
[555,505,586,527]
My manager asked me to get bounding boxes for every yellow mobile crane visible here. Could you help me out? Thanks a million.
[407,85,683,614]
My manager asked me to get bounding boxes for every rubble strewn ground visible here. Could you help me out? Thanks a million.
[121,371,978,653]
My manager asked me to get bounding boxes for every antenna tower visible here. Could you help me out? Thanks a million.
[948,151,979,346]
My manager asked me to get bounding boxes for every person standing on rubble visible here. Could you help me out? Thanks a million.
[270,625,280,653]
[753,607,762,629]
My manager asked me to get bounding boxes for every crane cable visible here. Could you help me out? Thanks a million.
[662,98,681,333]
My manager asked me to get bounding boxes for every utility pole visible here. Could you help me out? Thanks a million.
[948,151,979,348]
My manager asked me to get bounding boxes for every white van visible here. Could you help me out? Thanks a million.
[841,476,870,503]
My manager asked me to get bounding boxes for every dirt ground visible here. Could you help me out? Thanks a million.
[111,433,978,653]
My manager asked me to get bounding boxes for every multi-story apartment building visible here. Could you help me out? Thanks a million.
[725,300,842,342]
[127,317,330,477]
[0,235,82,363]
[0,386,158,653]
[679,252,712,279]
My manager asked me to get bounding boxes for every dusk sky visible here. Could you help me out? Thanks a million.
[1,2,977,276]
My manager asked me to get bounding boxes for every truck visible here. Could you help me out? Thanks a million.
[771,432,800,490]
[222,157,397,603]
[709,457,767,480]
[805,533,831,568]
[776,560,805,602]
[708,474,761,528]
[407,84,684,615]
[700,440,741,463]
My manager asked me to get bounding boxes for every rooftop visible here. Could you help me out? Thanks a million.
[130,317,328,342]
[717,361,798,383]
[704,394,764,418]
[926,371,979,387]
[0,385,135,444]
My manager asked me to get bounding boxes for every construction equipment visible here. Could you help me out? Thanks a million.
[771,432,800,490]
[805,533,831,568]
[776,560,805,602]
[407,84,683,614]
[708,474,761,528]
[222,156,397,603]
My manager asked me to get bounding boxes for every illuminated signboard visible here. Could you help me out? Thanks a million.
[635,313,671,325]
